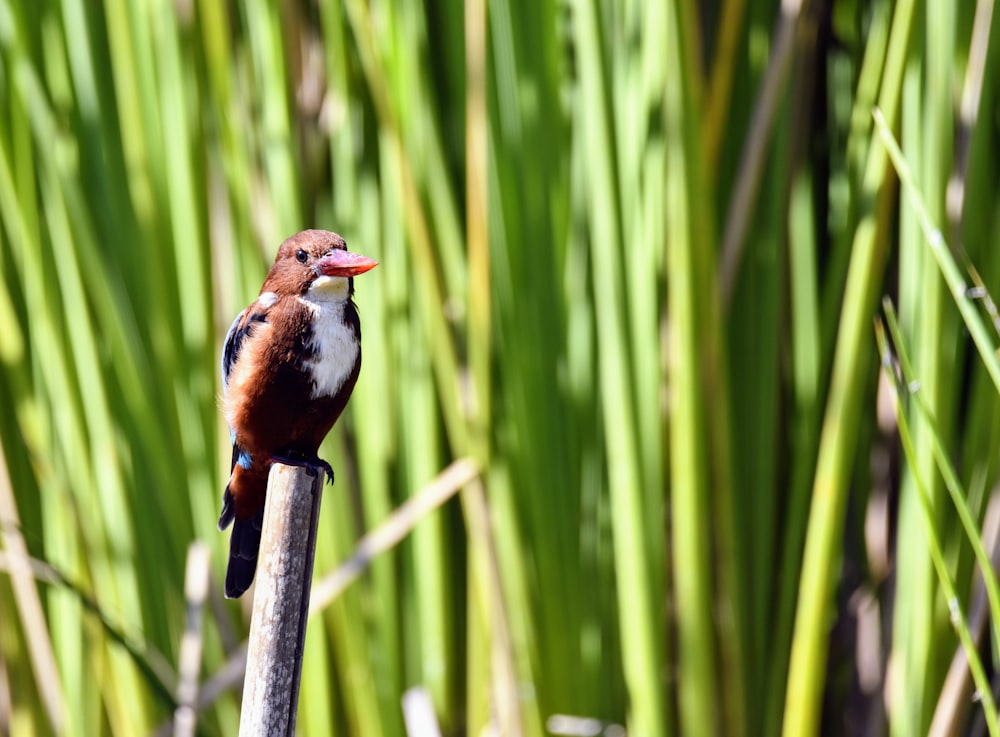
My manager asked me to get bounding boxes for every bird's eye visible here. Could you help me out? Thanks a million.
[295,249,308,264]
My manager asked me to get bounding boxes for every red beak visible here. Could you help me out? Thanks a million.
[315,250,379,277]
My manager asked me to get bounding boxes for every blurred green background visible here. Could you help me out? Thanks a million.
[3,0,1000,735]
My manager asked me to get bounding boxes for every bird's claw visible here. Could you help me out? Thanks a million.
[314,459,335,485]
[269,454,335,485]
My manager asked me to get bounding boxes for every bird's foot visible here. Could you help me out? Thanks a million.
[269,453,335,485]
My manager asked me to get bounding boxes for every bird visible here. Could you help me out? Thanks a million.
[218,229,378,598]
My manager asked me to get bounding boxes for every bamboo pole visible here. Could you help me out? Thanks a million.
[238,463,324,737]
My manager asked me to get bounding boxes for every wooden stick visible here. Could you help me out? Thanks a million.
[239,463,324,737]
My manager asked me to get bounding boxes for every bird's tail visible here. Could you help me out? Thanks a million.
[225,511,263,598]
[218,485,264,599]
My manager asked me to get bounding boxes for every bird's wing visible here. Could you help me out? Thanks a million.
[221,292,275,390]
[219,294,276,529]
[221,293,275,468]
[221,309,253,390]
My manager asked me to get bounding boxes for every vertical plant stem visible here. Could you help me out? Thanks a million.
[575,0,668,734]
[782,2,915,732]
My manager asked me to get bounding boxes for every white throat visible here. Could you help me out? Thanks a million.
[307,275,350,302]
[298,280,357,398]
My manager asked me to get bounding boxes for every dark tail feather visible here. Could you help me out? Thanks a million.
[224,509,264,598]
[217,486,236,531]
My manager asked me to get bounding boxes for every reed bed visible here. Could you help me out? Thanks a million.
[1,1,1000,735]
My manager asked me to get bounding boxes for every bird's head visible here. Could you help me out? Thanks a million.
[263,229,378,301]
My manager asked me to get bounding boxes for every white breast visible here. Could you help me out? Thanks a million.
[298,294,359,399]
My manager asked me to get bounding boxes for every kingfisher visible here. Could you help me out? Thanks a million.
[219,229,378,598]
